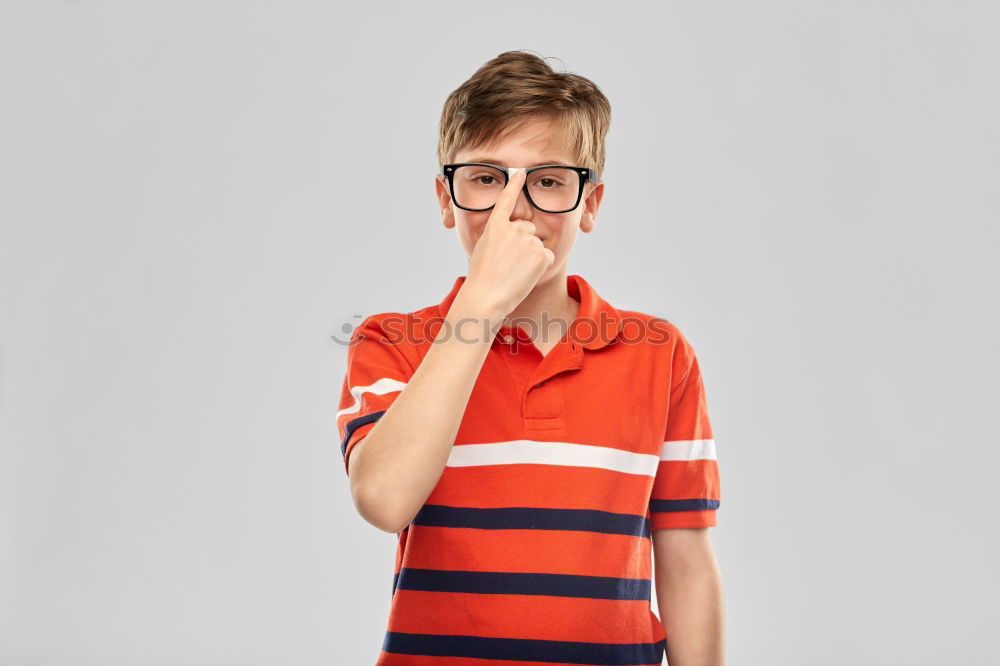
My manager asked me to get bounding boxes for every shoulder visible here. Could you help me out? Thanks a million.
[613,307,695,352]
[613,307,700,379]
[350,303,442,356]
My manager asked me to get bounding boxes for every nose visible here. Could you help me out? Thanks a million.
[509,180,534,221]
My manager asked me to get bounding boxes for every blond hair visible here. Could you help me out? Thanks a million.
[437,50,611,178]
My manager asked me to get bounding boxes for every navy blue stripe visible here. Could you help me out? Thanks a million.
[395,567,651,600]
[340,410,385,457]
[413,504,652,538]
[649,498,720,512]
[382,630,666,665]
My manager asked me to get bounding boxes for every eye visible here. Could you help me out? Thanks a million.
[462,170,504,186]
[531,176,567,189]
[528,168,570,189]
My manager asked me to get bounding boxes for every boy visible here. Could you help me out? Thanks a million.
[337,50,724,665]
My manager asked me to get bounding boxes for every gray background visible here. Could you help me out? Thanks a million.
[1,1,997,664]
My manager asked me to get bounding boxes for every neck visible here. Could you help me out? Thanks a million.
[503,269,580,345]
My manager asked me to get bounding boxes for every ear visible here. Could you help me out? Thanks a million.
[578,180,604,233]
[435,174,456,230]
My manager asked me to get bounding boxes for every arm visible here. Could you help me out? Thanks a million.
[345,167,551,533]
[349,289,503,533]
[653,527,725,666]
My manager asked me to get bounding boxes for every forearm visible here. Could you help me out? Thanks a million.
[655,553,725,666]
[352,289,503,532]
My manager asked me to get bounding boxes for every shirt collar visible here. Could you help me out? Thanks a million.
[436,273,623,351]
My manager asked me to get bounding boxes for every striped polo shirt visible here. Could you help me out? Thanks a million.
[337,273,720,665]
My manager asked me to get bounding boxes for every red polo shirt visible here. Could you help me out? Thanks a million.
[336,273,720,665]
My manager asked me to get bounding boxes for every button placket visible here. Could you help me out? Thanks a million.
[524,378,565,433]
[527,339,584,390]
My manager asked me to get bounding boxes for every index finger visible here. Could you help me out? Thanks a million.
[488,166,526,224]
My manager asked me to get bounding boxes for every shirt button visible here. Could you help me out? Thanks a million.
[501,334,513,344]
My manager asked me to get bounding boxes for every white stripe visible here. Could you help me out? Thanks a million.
[446,440,661,477]
[659,439,716,461]
[336,378,407,418]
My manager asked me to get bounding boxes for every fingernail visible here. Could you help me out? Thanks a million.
[508,167,522,177]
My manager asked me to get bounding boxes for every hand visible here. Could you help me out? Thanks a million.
[462,167,556,319]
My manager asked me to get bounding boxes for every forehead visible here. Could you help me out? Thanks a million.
[454,116,578,166]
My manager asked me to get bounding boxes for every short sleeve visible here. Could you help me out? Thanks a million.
[649,336,721,529]
[336,316,414,477]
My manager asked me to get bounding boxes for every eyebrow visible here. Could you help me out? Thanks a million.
[463,156,575,167]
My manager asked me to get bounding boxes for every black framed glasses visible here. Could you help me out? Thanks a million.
[441,163,600,214]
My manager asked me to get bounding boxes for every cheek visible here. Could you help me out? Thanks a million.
[464,216,488,238]
[456,214,489,250]
[548,215,582,243]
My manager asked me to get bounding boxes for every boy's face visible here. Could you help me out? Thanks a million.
[435,115,604,282]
